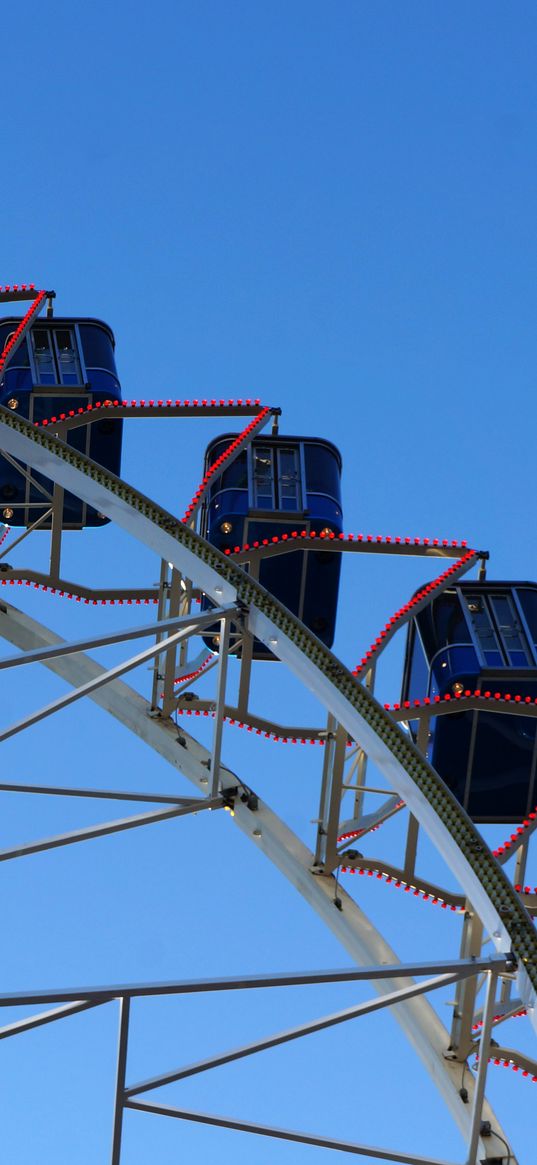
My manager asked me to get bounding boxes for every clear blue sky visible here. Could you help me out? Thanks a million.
[1,3,536,1162]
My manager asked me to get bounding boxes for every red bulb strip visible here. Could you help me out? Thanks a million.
[352,549,477,677]
[32,398,264,429]
[174,705,351,745]
[0,523,10,548]
[182,406,272,524]
[385,690,537,714]
[339,863,464,911]
[0,289,47,376]
[173,654,214,687]
[224,531,469,556]
[385,691,537,860]
[0,284,35,293]
[472,1009,527,1032]
[474,1053,537,1082]
[337,802,405,844]
[0,577,159,605]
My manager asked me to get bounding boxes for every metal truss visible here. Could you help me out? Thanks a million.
[0,597,519,1163]
[0,387,533,1163]
[0,956,512,1165]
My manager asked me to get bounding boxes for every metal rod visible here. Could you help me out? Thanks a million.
[0,801,220,863]
[124,1097,455,1165]
[0,956,509,1008]
[0,607,235,672]
[111,997,130,1165]
[465,971,498,1165]
[211,614,231,796]
[125,971,466,1098]
[352,666,376,819]
[0,626,211,743]
[150,560,169,710]
[0,780,215,807]
[161,568,183,718]
[0,507,53,561]
[0,998,100,1040]
[403,815,420,882]
[49,479,65,578]
[0,447,54,502]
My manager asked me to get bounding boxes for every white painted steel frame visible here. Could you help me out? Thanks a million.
[0,412,528,1161]
[0,600,514,1160]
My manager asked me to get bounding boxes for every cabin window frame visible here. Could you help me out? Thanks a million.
[28,323,88,389]
[248,441,304,513]
[459,587,537,669]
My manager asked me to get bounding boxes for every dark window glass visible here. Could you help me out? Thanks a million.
[253,446,274,508]
[54,329,82,385]
[490,594,531,666]
[56,329,74,352]
[464,594,503,666]
[519,589,537,651]
[32,330,56,383]
[304,444,341,501]
[78,325,117,375]
[33,330,50,353]
[277,446,301,511]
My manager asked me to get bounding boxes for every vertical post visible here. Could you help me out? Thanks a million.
[465,971,497,1165]
[237,554,259,716]
[110,997,130,1165]
[314,714,348,870]
[49,481,65,579]
[449,906,484,1059]
[403,716,428,880]
[161,569,183,718]
[151,561,169,710]
[352,665,375,821]
[211,615,230,796]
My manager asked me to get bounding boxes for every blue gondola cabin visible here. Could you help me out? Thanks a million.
[402,581,537,822]
[201,434,343,658]
[0,317,123,527]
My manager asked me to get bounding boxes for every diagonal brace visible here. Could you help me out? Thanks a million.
[0,797,223,862]
[126,970,467,1097]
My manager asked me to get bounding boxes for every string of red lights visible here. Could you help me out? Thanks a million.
[175,704,332,745]
[223,530,469,555]
[472,1010,527,1033]
[475,1053,537,1083]
[32,397,264,427]
[182,406,272,523]
[352,548,477,677]
[173,655,214,686]
[0,578,158,605]
[0,288,46,378]
[338,863,464,912]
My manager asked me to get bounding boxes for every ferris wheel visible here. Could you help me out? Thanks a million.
[0,286,535,1165]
